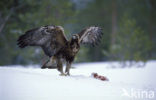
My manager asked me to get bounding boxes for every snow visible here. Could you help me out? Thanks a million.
[0,61,156,100]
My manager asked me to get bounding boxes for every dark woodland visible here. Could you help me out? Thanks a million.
[0,0,156,66]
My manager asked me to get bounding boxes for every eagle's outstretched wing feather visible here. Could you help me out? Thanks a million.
[77,26,103,46]
[17,25,67,57]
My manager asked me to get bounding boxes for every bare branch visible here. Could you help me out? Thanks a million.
[0,5,23,33]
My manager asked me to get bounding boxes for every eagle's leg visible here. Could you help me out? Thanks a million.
[65,62,71,76]
[51,56,55,64]
[57,59,65,75]
[47,56,57,69]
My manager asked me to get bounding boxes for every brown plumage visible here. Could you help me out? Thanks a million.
[17,25,103,75]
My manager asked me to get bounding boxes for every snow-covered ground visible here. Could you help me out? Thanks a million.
[0,61,156,100]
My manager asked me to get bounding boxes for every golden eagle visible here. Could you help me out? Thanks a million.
[17,25,103,75]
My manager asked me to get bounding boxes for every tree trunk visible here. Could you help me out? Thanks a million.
[148,0,156,57]
[111,0,117,45]
[149,0,155,41]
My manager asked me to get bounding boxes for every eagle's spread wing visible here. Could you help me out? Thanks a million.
[17,25,67,57]
[77,26,103,46]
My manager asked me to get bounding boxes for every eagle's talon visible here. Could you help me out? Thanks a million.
[59,73,67,76]
[66,74,70,76]
[65,72,70,76]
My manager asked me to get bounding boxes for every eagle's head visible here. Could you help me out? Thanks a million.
[70,34,80,53]
[72,34,79,42]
